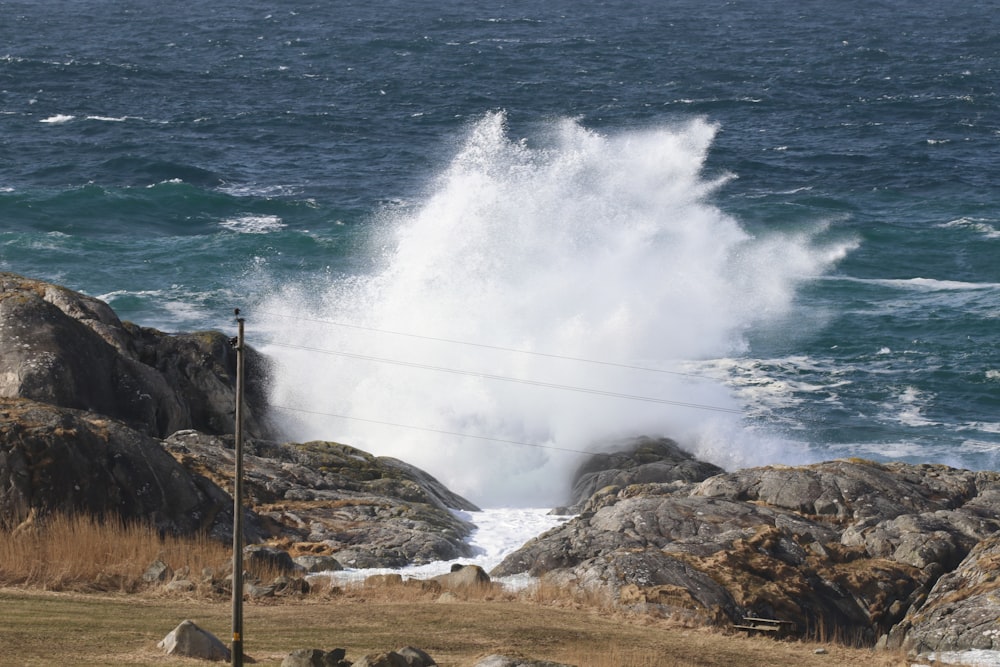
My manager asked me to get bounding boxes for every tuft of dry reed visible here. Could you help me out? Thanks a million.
[0,512,230,592]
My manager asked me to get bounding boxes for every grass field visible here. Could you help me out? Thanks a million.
[0,587,915,667]
[0,514,916,666]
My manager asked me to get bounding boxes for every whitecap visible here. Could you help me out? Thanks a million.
[146,179,184,188]
[219,215,286,234]
[885,387,941,428]
[842,276,1000,291]
[218,182,298,198]
[959,423,1000,436]
[40,114,75,124]
[940,217,1000,240]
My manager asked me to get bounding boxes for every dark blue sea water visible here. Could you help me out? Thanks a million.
[2,0,998,506]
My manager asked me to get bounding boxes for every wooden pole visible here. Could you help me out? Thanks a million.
[231,310,245,667]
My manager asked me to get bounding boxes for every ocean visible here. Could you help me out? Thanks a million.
[2,0,998,509]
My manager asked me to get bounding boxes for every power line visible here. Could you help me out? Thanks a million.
[268,403,595,455]
[265,340,743,415]
[256,310,709,380]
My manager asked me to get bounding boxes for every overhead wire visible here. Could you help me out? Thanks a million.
[247,309,749,454]
[264,340,744,415]
[256,310,710,380]
[266,404,596,455]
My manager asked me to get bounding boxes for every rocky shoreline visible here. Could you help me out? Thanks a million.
[2,272,999,661]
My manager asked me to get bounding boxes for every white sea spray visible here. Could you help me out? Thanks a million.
[260,113,849,507]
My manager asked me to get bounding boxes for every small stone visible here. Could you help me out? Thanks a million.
[165,579,195,593]
[142,559,172,583]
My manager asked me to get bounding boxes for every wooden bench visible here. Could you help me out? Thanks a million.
[733,617,796,637]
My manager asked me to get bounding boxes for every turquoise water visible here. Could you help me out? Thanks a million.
[2,0,997,505]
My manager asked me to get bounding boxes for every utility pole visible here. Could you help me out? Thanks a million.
[231,309,245,667]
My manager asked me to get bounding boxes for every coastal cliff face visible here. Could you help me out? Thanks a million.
[1,272,997,657]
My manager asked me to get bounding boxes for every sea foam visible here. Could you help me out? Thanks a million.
[260,113,850,508]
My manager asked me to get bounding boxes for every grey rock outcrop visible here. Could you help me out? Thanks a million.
[11,270,1000,656]
[157,620,230,662]
[162,430,478,567]
[0,397,476,566]
[884,532,1000,654]
[0,272,272,439]
[493,455,1000,645]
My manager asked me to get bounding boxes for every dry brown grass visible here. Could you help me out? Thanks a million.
[0,515,917,666]
[0,587,915,667]
[0,513,231,592]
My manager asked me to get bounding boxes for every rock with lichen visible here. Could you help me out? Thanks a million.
[493,445,1000,646]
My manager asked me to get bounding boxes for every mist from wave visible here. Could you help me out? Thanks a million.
[257,112,853,508]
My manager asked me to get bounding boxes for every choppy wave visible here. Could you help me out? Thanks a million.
[941,217,1000,240]
[866,277,1000,291]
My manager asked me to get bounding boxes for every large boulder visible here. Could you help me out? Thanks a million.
[430,564,491,591]
[0,397,241,538]
[493,456,1000,645]
[157,620,230,662]
[0,272,272,439]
